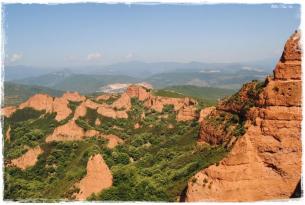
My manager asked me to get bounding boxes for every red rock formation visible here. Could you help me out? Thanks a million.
[103,134,124,149]
[46,119,101,142]
[126,85,151,101]
[97,104,128,119]
[2,92,85,122]
[95,118,101,126]
[10,146,43,170]
[112,93,131,110]
[144,96,197,114]
[19,94,54,112]
[198,107,215,122]
[46,120,85,142]
[84,99,100,109]
[96,93,112,101]
[62,91,86,102]
[74,154,113,200]
[126,84,198,121]
[1,106,17,118]
[5,126,11,142]
[74,102,87,119]
[52,97,72,121]
[134,122,141,129]
[176,106,197,121]
[186,31,302,202]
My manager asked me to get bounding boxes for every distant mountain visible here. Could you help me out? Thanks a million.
[145,68,269,89]
[7,60,273,93]
[4,65,54,81]
[13,72,139,93]
[4,59,275,81]
[89,61,274,78]
[3,82,64,106]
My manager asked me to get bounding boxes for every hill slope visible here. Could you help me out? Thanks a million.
[155,85,235,102]
[3,82,64,106]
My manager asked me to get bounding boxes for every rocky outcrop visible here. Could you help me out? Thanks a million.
[74,154,113,200]
[10,146,43,170]
[5,126,11,142]
[46,120,100,142]
[198,107,215,122]
[62,92,86,102]
[1,106,17,118]
[74,102,87,119]
[52,97,72,121]
[97,104,128,119]
[144,96,197,113]
[112,93,131,111]
[103,134,124,149]
[134,122,141,129]
[176,106,198,121]
[46,120,85,142]
[95,118,101,126]
[126,85,151,101]
[126,84,198,120]
[96,93,112,101]
[2,92,86,122]
[186,31,302,202]
[19,94,54,112]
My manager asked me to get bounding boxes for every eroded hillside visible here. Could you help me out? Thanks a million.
[2,84,227,201]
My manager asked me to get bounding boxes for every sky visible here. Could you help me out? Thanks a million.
[3,3,300,67]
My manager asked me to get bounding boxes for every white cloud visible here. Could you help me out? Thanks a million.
[10,53,23,63]
[87,52,102,61]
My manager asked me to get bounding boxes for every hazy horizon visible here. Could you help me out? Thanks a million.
[4,3,300,68]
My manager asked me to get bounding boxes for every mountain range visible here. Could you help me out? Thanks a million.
[4,61,273,96]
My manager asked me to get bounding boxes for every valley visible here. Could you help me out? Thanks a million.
[1,21,302,203]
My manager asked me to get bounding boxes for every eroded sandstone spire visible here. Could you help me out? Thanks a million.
[186,31,302,202]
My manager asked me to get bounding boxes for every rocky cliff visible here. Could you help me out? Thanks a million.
[186,31,302,202]
[74,154,113,200]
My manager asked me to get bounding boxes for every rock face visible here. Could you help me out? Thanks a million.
[104,134,124,149]
[74,154,113,200]
[1,106,17,118]
[126,85,198,121]
[2,91,86,122]
[186,31,302,202]
[46,120,85,142]
[97,104,128,119]
[126,85,151,101]
[144,96,196,113]
[96,93,112,101]
[176,106,197,121]
[10,146,43,170]
[19,94,54,112]
[112,93,132,111]
[52,97,72,121]
[5,126,11,141]
[198,107,215,122]
[62,91,86,102]
[45,120,101,142]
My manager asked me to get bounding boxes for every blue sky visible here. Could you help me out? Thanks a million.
[4,3,300,67]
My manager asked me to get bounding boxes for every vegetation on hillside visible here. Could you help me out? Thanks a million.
[160,85,235,102]
[3,94,228,202]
